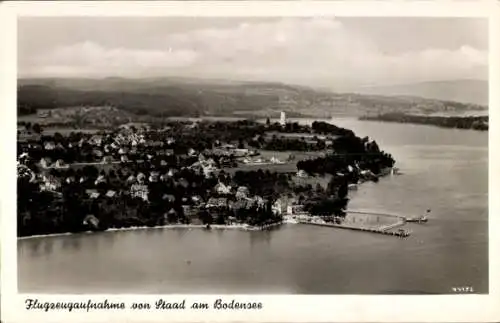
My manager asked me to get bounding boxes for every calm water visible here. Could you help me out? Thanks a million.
[18,119,488,294]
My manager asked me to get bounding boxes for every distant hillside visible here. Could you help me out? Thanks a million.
[355,80,488,106]
[17,77,487,118]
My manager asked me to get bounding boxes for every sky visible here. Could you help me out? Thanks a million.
[18,17,488,90]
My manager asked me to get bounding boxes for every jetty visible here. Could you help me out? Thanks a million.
[293,209,431,238]
[298,220,411,238]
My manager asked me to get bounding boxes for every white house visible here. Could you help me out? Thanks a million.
[215,182,232,195]
[296,170,308,178]
[40,157,52,169]
[130,184,149,201]
[272,200,283,215]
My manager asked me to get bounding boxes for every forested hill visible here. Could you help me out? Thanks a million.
[18,77,487,118]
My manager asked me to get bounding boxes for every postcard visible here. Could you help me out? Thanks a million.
[1,1,499,322]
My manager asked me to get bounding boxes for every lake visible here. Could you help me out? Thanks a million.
[17,118,488,294]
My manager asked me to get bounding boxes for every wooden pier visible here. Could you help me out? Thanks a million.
[298,221,411,238]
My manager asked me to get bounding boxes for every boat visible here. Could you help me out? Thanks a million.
[406,209,430,223]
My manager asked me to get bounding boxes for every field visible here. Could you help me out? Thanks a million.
[225,162,297,174]
[225,150,324,175]
[43,128,104,135]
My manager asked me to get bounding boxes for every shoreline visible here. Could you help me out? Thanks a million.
[17,222,285,240]
[18,169,397,241]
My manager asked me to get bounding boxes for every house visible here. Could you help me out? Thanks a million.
[93,149,104,158]
[235,186,249,200]
[105,190,117,198]
[233,148,249,157]
[118,147,129,155]
[40,175,61,192]
[206,197,228,208]
[18,152,29,162]
[54,159,69,169]
[40,157,52,169]
[296,170,308,178]
[102,156,114,164]
[137,172,146,183]
[130,184,149,201]
[188,148,197,157]
[149,173,159,183]
[44,142,56,150]
[17,164,34,181]
[86,189,101,199]
[83,214,100,229]
[287,204,306,215]
[89,135,103,146]
[95,175,107,185]
[272,198,288,215]
[252,196,265,208]
[37,110,49,118]
[215,182,232,195]
[270,157,283,164]
[191,195,203,204]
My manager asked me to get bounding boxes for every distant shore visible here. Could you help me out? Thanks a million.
[360,113,488,131]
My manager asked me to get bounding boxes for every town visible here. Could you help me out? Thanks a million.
[17,110,396,237]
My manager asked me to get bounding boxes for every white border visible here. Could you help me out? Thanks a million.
[1,1,499,323]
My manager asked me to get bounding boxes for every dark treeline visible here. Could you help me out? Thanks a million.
[297,135,394,178]
[360,113,488,131]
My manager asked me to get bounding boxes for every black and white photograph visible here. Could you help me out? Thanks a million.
[2,2,499,322]
[14,15,490,295]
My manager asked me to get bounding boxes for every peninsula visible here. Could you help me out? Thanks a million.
[17,109,395,237]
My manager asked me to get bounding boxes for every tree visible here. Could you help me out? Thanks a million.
[338,180,348,199]
[32,123,42,134]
